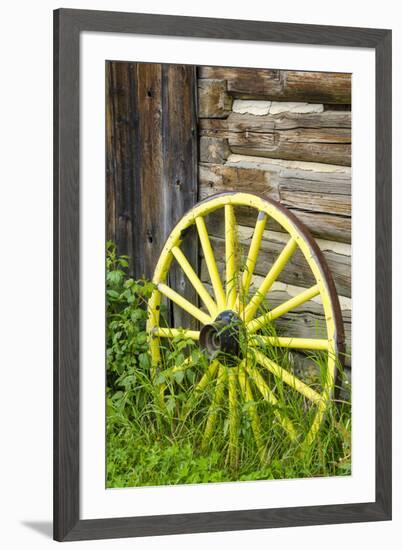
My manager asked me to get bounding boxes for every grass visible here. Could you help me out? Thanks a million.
[106,241,351,488]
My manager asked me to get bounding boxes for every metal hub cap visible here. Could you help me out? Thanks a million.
[199,310,244,363]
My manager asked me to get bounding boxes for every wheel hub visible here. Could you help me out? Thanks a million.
[199,310,244,363]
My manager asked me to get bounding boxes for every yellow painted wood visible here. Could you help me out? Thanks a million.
[157,283,212,326]
[251,335,329,351]
[147,289,162,372]
[171,246,218,317]
[180,360,220,422]
[195,216,226,310]
[202,364,226,450]
[247,284,320,333]
[239,211,267,307]
[159,356,194,380]
[153,327,200,340]
[244,238,297,322]
[228,368,239,468]
[238,362,265,461]
[254,350,322,404]
[247,362,297,440]
[195,360,220,393]
[225,204,237,309]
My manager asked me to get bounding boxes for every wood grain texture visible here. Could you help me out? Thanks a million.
[198,79,232,118]
[63,501,387,540]
[106,62,198,327]
[200,190,351,244]
[200,136,231,163]
[199,66,351,103]
[162,64,199,327]
[374,28,392,517]
[106,62,136,270]
[54,9,392,541]
[53,10,80,541]
[199,112,351,165]
[200,110,352,131]
[202,228,351,297]
[199,160,351,215]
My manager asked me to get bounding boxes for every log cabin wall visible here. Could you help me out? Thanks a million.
[197,66,352,368]
[106,62,352,373]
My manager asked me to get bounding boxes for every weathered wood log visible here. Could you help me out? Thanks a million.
[202,201,351,245]
[199,160,351,216]
[202,229,351,298]
[199,159,351,242]
[198,67,351,104]
[229,135,350,166]
[106,62,198,327]
[200,111,351,132]
[286,209,351,244]
[199,112,351,166]
[198,79,232,118]
[200,137,231,163]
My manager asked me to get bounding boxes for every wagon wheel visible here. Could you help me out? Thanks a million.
[146,192,345,467]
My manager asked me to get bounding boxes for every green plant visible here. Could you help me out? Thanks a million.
[106,242,351,488]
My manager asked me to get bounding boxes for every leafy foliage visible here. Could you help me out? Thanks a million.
[106,242,351,488]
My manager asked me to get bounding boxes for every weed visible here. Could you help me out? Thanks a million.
[106,242,351,488]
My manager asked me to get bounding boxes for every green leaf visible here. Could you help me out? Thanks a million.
[139,353,150,370]
[166,395,176,414]
[173,370,185,384]
[155,373,166,385]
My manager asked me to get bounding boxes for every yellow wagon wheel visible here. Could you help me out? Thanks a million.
[146,192,345,465]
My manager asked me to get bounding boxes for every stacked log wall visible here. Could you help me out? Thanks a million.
[197,66,352,368]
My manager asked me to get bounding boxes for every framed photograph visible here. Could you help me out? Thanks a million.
[54,8,392,541]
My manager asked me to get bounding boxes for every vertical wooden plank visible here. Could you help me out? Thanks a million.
[162,64,198,328]
[105,62,136,275]
[132,63,165,279]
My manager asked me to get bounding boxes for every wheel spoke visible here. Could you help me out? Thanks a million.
[225,204,238,309]
[180,360,220,421]
[195,216,226,310]
[228,367,239,468]
[147,290,162,371]
[153,327,200,340]
[239,211,267,306]
[157,283,212,325]
[245,361,297,440]
[251,335,329,351]
[244,238,297,322]
[305,400,329,447]
[238,362,266,461]
[171,246,218,318]
[158,356,194,380]
[254,350,322,404]
[195,360,220,392]
[247,284,320,333]
[201,364,227,450]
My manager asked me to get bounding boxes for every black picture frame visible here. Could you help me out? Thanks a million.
[54,8,392,542]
